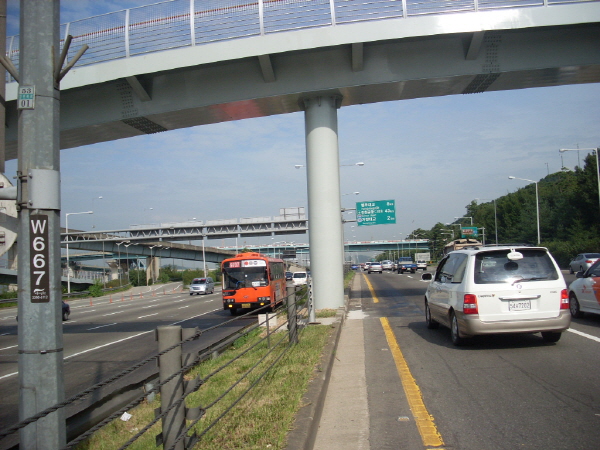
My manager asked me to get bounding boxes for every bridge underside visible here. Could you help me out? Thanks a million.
[5,9,600,157]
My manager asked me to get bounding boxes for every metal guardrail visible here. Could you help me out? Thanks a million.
[0,286,310,449]
[5,0,596,82]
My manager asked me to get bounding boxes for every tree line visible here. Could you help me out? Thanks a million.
[402,152,599,268]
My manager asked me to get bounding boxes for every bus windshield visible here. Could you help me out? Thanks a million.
[223,264,268,289]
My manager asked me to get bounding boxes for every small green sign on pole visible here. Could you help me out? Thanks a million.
[356,200,396,226]
[461,226,478,238]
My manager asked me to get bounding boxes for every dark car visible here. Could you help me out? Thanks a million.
[18,300,70,321]
[62,301,70,321]
[285,271,293,280]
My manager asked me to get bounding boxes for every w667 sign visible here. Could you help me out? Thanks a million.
[30,215,50,303]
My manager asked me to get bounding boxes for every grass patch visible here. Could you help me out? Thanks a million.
[316,309,337,318]
[74,323,333,450]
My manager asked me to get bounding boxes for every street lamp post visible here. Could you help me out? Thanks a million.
[123,242,131,284]
[454,216,473,226]
[116,242,123,286]
[65,211,93,294]
[509,176,540,245]
[560,148,600,211]
[91,196,102,228]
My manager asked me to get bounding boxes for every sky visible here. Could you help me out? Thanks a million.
[4,0,600,249]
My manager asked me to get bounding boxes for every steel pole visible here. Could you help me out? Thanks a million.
[17,2,65,448]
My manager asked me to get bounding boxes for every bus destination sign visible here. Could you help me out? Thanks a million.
[356,200,396,226]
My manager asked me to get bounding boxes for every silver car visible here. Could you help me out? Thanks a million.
[568,253,600,274]
[189,277,215,295]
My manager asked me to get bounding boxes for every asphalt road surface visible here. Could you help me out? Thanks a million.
[358,269,600,450]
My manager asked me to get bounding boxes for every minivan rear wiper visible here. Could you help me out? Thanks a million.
[511,276,549,285]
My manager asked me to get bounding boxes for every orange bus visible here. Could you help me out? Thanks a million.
[221,252,286,315]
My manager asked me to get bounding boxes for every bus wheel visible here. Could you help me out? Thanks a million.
[229,308,238,316]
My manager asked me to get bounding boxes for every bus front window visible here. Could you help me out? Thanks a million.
[223,266,268,289]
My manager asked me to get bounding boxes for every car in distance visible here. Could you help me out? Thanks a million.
[368,262,383,274]
[292,271,308,286]
[416,260,428,271]
[285,271,293,281]
[422,246,569,345]
[363,262,372,271]
[189,277,215,295]
[381,260,394,271]
[567,259,600,318]
[568,253,600,274]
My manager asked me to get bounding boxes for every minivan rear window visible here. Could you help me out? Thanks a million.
[474,249,558,284]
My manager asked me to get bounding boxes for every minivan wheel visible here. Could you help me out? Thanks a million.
[541,331,562,343]
[450,312,466,346]
[569,294,584,318]
[425,301,439,329]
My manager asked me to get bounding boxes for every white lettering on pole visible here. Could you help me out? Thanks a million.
[30,215,50,303]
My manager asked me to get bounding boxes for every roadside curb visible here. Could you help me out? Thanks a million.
[285,276,355,450]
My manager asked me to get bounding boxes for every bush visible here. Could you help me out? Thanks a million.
[88,280,103,297]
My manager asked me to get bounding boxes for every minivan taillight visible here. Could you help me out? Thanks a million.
[560,289,569,310]
[463,294,478,314]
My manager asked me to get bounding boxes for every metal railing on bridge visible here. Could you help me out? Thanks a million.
[5,0,596,81]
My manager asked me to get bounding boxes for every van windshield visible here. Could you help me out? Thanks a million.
[474,249,559,284]
[192,279,206,285]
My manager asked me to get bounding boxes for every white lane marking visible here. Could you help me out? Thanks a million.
[87,323,117,331]
[137,313,159,319]
[0,344,17,351]
[171,308,220,325]
[103,312,122,316]
[0,329,154,381]
[142,305,156,309]
[178,306,190,309]
[567,328,600,343]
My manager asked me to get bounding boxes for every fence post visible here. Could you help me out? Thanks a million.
[156,325,185,450]
[308,278,316,323]
[287,285,298,344]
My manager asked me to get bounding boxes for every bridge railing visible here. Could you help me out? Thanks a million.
[5,0,595,82]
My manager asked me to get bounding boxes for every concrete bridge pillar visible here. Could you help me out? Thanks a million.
[146,256,161,283]
[303,95,344,310]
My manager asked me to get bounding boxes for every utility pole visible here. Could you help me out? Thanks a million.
[17,2,65,448]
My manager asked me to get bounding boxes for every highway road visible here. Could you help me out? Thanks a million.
[357,269,600,450]
[0,282,254,448]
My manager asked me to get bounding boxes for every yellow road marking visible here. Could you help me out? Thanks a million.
[363,274,379,303]
[380,317,445,449]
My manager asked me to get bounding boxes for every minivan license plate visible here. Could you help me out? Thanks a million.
[509,300,531,311]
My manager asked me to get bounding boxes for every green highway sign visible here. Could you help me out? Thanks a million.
[356,200,396,226]
[461,226,478,238]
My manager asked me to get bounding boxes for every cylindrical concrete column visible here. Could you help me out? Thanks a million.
[303,95,344,310]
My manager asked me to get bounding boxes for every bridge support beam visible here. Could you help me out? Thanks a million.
[303,95,344,310]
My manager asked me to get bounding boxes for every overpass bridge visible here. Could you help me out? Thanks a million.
[5,0,599,309]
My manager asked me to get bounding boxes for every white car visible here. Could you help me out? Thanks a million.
[567,259,600,317]
[292,271,308,286]
[422,246,570,345]
[416,260,428,271]
[368,262,383,274]
[381,260,393,271]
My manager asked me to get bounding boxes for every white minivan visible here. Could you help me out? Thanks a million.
[422,246,570,345]
[189,277,215,295]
